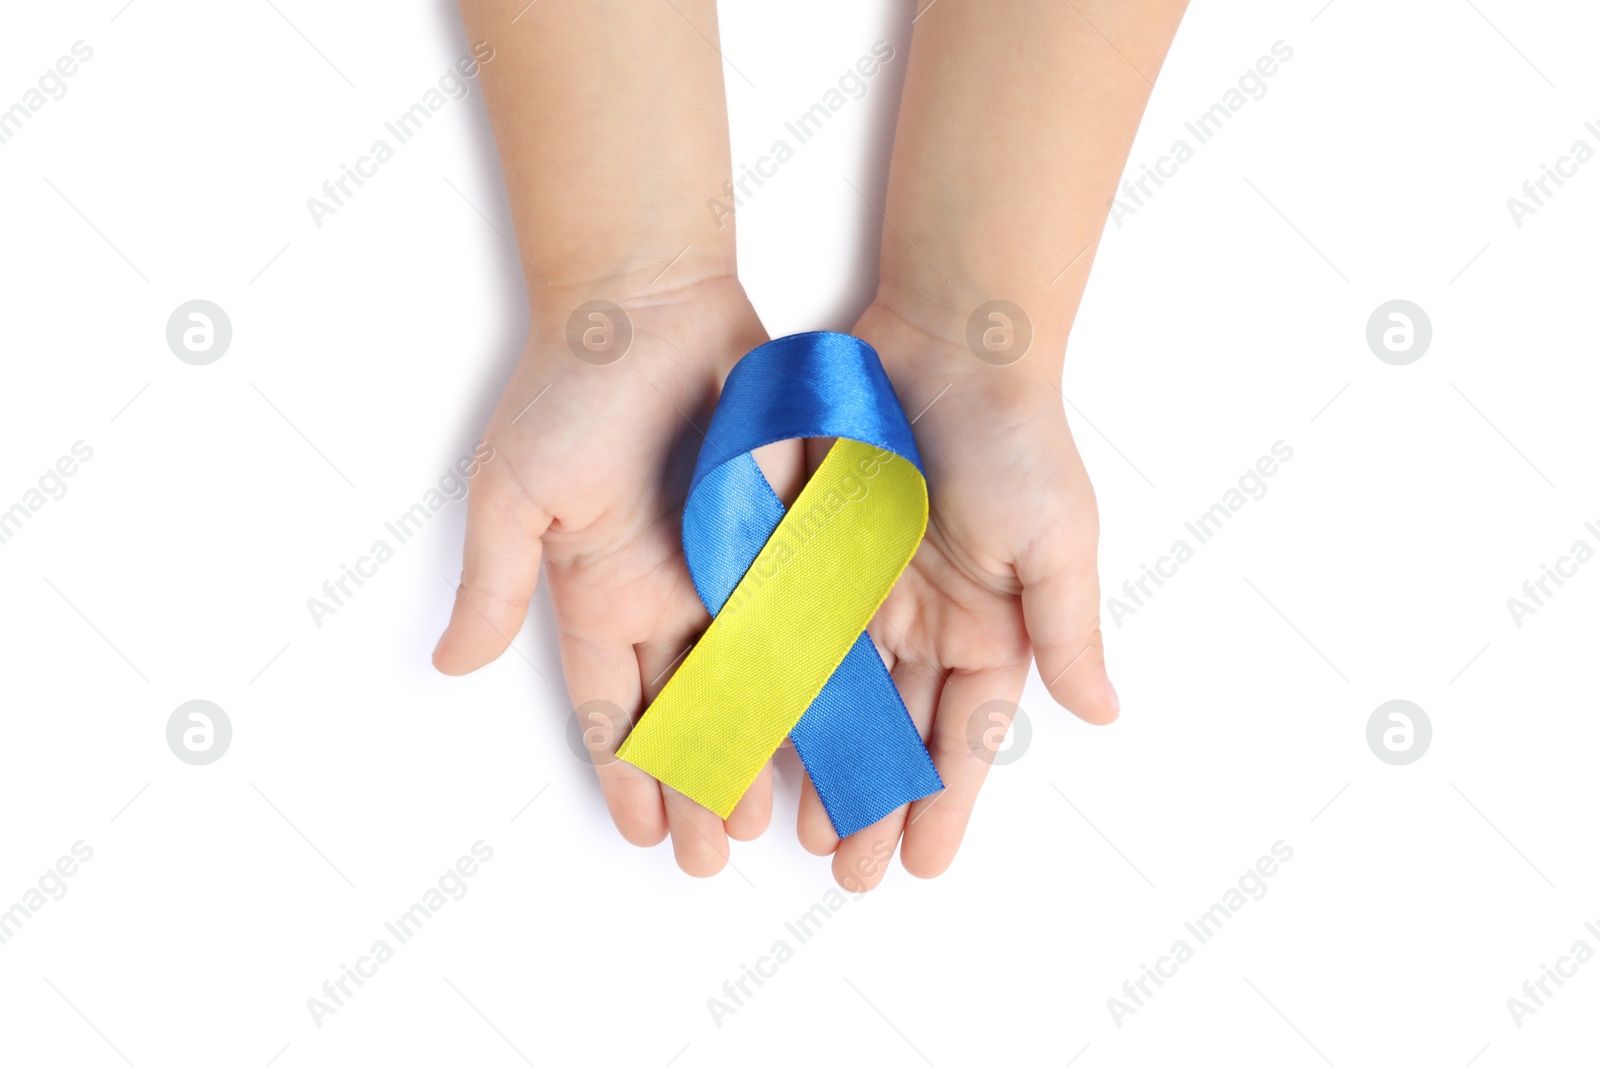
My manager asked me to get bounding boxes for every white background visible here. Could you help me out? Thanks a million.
[2,1,1598,1064]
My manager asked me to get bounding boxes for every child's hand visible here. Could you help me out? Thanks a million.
[796,0,1187,886]
[795,300,1119,887]
[433,274,789,875]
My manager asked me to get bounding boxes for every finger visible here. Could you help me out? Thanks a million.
[433,461,551,675]
[725,760,773,842]
[663,787,731,878]
[798,630,903,857]
[631,578,740,862]
[900,665,1029,879]
[833,809,906,892]
[796,774,839,856]
[830,658,945,890]
[1018,512,1119,725]
[637,660,770,843]
[559,636,667,846]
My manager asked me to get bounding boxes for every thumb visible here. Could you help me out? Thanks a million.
[432,463,550,675]
[1018,521,1118,725]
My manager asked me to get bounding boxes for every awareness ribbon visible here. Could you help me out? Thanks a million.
[616,332,944,838]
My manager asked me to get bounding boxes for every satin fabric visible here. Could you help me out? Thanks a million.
[617,332,944,837]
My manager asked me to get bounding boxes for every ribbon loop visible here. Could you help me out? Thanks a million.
[617,332,943,837]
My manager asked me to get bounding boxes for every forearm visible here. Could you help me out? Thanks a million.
[458,0,737,304]
[871,0,1188,366]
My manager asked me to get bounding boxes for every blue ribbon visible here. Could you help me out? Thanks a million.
[680,332,944,838]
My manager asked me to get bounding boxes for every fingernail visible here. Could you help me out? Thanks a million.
[1105,678,1121,717]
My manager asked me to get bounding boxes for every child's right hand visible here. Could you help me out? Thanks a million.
[793,298,1118,888]
[432,272,791,876]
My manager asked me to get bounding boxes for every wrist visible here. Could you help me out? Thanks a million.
[525,270,763,371]
[856,286,1072,397]
[525,242,738,314]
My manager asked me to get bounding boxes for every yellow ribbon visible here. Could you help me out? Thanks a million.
[617,438,927,817]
